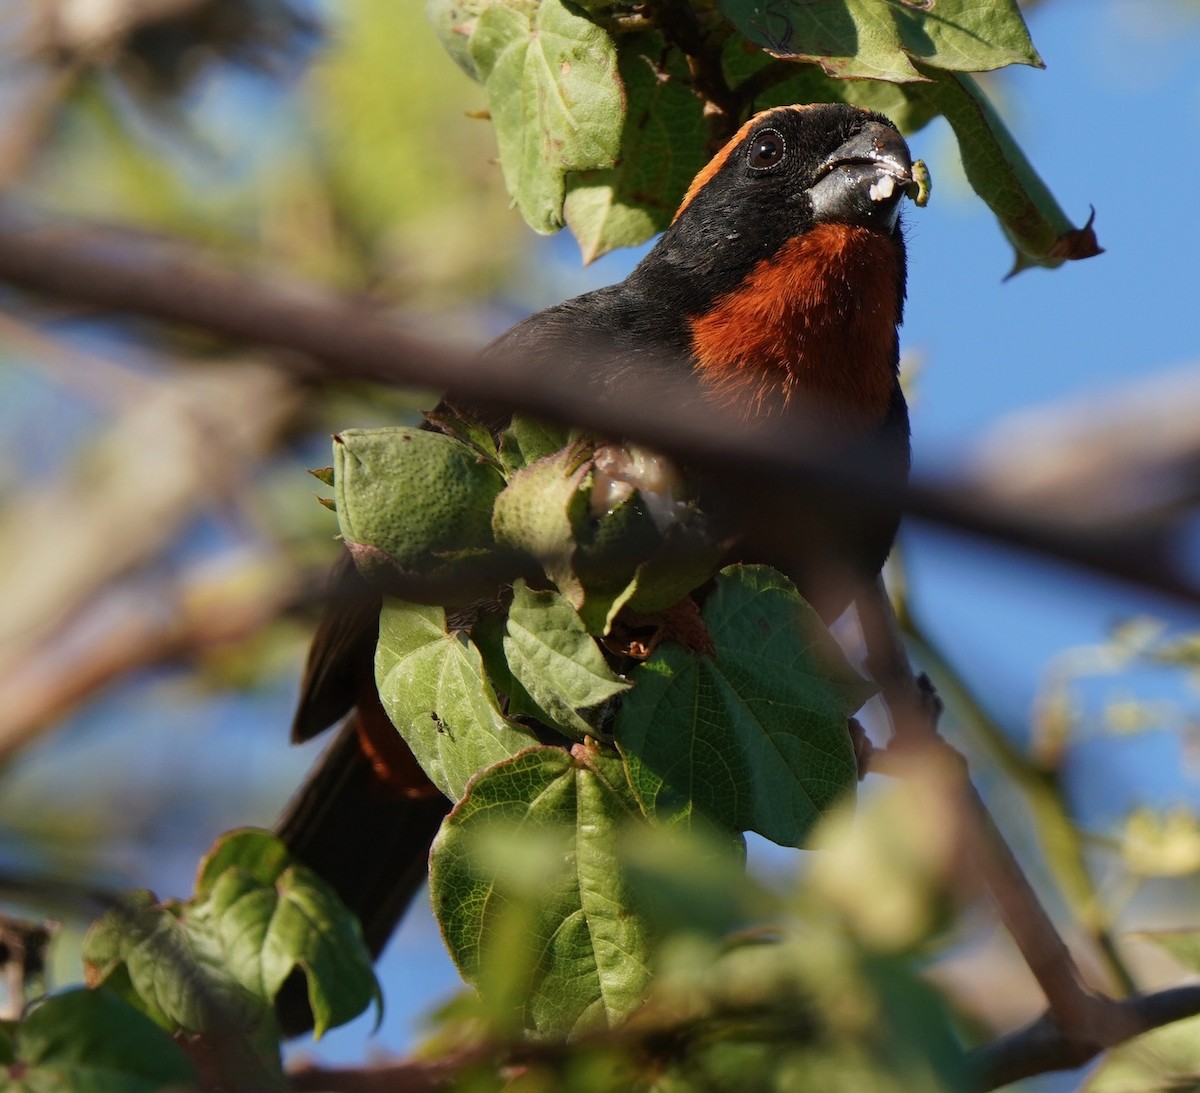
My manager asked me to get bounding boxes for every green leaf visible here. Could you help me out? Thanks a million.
[564,34,708,261]
[620,826,760,940]
[892,0,1041,72]
[376,599,537,799]
[83,891,263,1036]
[195,826,293,897]
[429,745,652,1038]
[8,989,194,1092]
[504,582,630,738]
[469,0,624,233]
[423,406,502,467]
[912,69,1102,275]
[195,859,382,1038]
[615,565,869,845]
[722,41,938,135]
[715,0,1038,82]
[85,831,381,1043]
[425,0,512,79]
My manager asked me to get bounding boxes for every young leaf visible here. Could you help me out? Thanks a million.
[199,830,383,1038]
[83,891,264,1036]
[429,745,652,1038]
[469,0,624,232]
[423,406,502,466]
[503,581,630,739]
[615,565,870,845]
[8,988,195,1091]
[492,440,592,605]
[376,598,537,799]
[194,861,382,1038]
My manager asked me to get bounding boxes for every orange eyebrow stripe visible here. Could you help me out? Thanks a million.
[672,105,814,223]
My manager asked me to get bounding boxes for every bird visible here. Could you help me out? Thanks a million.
[275,102,916,1032]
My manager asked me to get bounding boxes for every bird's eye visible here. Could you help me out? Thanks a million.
[747,130,785,170]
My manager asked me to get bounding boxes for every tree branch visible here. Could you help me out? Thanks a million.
[857,581,1169,1087]
[0,205,1198,611]
[971,985,1200,1090]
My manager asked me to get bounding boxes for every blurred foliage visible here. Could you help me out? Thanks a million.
[0,0,524,1034]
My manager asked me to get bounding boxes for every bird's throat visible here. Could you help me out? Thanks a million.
[687,223,903,429]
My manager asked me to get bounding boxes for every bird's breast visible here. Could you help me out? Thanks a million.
[687,223,903,429]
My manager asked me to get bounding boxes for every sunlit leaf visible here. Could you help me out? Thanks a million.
[376,598,537,799]
[912,68,1102,275]
[563,34,707,261]
[430,745,652,1037]
[715,0,1038,82]
[469,0,623,232]
[503,581,630,737]
[616,565,869,844]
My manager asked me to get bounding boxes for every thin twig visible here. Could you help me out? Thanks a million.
[891,559,1139,997]
[858,580,1156,1083]
[971,985,1200,1090]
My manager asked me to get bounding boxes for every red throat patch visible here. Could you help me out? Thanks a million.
[687,223,902,429]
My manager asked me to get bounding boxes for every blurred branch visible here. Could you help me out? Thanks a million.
[0,309,156,405]
[891,561,1140,997]
[0,357,298,656]
[0,64,80,191]
[860,584,1113,1026]
[0,205,1198,610]
[283,979,1200,1093]
[0,325,303,757]
[856,582,1183,1088]
[965,364,1200,524]
[972,985,1200,1090]
[0,552,309,763]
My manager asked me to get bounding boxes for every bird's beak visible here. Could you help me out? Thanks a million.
[807,122,914,232]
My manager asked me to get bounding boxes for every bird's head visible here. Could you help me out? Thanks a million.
[670,103,916,262]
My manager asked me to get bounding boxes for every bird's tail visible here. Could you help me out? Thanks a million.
[274,717,449,1035]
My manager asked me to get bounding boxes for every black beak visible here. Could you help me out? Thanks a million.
[807,122,914,232]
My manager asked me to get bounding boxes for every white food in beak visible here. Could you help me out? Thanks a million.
[869,173,896,202]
